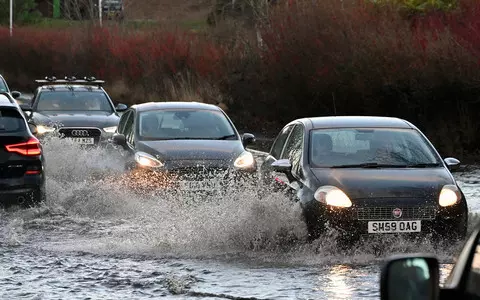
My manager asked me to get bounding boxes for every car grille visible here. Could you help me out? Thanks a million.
[355,205,436,221]
[58,128,102,138]
[170,166,230,180]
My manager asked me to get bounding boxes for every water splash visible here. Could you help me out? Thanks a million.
[0,136,475,267]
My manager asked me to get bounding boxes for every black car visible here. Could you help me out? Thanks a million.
[0,74,22,100]
[259,116,468,244]
[110,101,257,193]
[20,76,128,146]
[379,219,480,300]
[0,92,45,207]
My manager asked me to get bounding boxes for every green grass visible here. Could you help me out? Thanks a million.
[178,18,209,32]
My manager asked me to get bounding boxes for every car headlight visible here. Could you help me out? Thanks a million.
[314,185,352,208]
[439,184,461,207]
[234,151,255,169]
[103,126,117,133]
[134,151,164,168]
[37,125,55,134]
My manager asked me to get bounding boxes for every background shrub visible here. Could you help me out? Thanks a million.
[1,0,480,159]
[0,0,42,25]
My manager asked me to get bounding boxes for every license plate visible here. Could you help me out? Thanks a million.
[179,180,220,191]
[66,137,95,145]
[367,220,421,233]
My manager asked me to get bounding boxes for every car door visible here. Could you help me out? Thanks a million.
[441,223,480,299]
[123,110,136,150]
[260,124,294,186]
[117,109,131,135]
[278,123,305,194]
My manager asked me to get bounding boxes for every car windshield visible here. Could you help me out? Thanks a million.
[309,128,441,168]
[138,109,237,140]
[0,108,26,133]
[36,91,113,112]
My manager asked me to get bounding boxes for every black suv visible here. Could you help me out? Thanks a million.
[0,92,45,207]
[21,76,128,146]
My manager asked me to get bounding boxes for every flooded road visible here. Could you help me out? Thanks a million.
[0,137,478,299]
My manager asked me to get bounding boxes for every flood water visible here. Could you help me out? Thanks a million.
[1,136,478,299]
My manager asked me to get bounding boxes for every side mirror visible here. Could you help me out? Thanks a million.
[242,133,256,146]
[115,103,128,112]
[28,122,37,135]
[271,158,292,173]
[444,157,460,172]
[380,255,440,300]
[112,133,127,146]
[11,91,21,99]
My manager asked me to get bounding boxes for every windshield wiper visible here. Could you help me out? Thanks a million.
[330,162,441,168]
[216,134,237,140]
[404,163,441,168]
[331,163,409,168]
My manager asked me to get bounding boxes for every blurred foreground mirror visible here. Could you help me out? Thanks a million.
[380,256,439,300]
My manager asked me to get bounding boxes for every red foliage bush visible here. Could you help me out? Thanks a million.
[0,25,225,97]
[225,0,480,155]
[1,0,480,155]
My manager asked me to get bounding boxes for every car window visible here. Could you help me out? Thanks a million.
[466,244,480,297]
[270,125,293,159]
[0,108,26,133]
[0,77,9,93]
[123,112,135,146]
[309,128,441,167]
[281,124,304,176]
[137,109,237,140]
[117,110,132,134]
[35,91,114,112]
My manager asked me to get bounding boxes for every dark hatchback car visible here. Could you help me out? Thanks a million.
[259,116,468,244]
[20,77,128,146]
[110,101,257,193]
[0,93,45,207]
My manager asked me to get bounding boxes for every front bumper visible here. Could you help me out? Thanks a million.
[36,128,114,147]
[120,165,258,196]
[303,198,467,239]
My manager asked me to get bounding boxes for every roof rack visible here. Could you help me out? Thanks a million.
[0,91,16,104]
[35,76,105,86]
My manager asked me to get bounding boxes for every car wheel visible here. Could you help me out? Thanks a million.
[432,216,468,246]
[22,188,46,208]
[303,210,326,242]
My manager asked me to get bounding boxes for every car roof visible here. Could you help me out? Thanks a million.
[292,116,414,129]
[38,85,105,92]
[132,101,222,112]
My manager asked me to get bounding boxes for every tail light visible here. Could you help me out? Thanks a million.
[5,137,42,156]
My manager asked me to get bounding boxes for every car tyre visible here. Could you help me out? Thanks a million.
[22,188,46,208]
[304,211,326,242]
[432,214,468,246]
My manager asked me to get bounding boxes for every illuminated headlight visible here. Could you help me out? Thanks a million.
[103,126,117,133]
[234,151,255,169]
[134,152,164,168]
[37,125,55,134]
[439,184,461,207]
[314,185,352,208]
